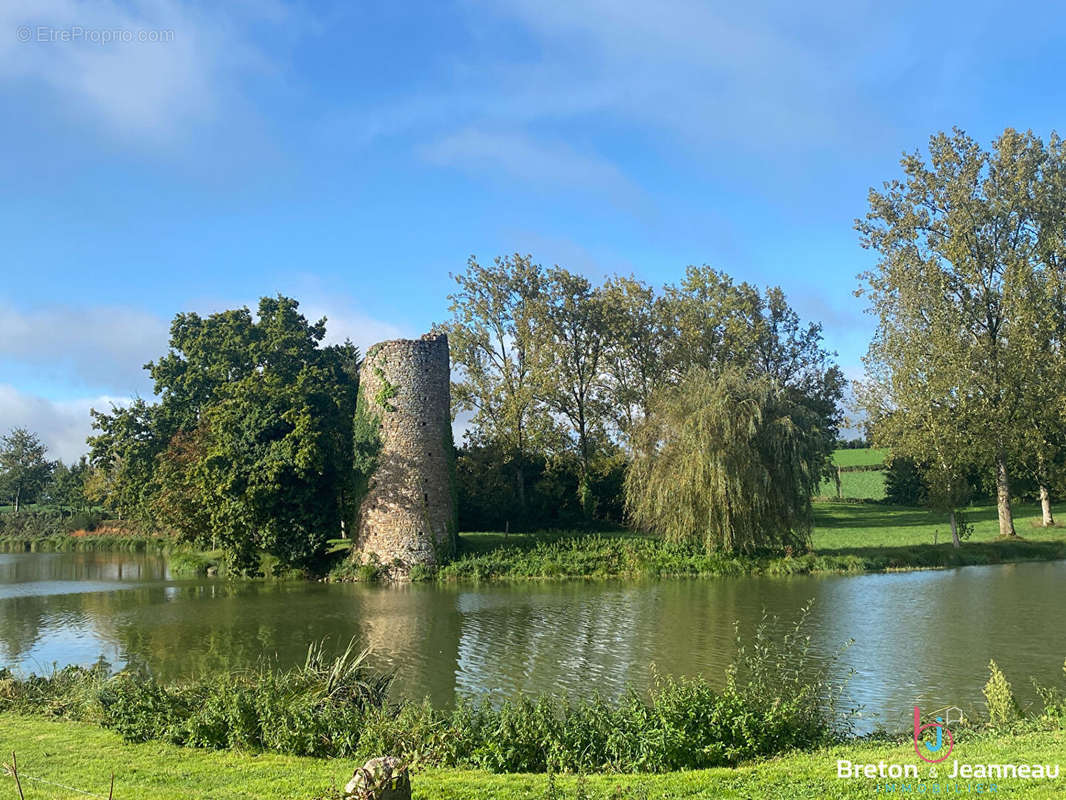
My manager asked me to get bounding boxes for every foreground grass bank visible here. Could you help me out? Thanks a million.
[0,611,844,772]
[2,715,1063,799]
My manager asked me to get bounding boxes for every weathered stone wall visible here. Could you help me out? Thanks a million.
[354,333,456,572]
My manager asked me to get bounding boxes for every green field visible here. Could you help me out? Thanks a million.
[817,470,887,500]
[1,715,1062,799]
[812,500,1063,549]
[816,447,890,499]
[459,500,1063,555]
[831,447,889,467]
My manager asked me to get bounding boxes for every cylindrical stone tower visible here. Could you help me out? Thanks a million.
[354,332,456,573]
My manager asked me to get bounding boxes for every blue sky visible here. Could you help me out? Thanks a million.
[2,0,1066,459]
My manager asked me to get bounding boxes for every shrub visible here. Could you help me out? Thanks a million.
[357,562,381,582]
[884,457,925,505]
[1035,658,1066,727]
[983,660,1020,727]
[65,510,105,532]
[0,510,65,539]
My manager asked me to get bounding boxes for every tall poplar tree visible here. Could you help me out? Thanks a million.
[858,128,1061,537]
[439,254,561,513]
[532,267,610,515]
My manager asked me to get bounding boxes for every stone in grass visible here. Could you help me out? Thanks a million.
[344,756,411,800]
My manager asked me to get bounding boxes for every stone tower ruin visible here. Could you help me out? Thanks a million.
[354,332,456,573]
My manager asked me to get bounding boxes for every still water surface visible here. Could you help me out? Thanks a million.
[2,551,1064,731]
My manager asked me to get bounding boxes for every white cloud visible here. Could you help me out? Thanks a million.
[0,295,405,399]
[0,302,169,393]
[0,0,285,144]
[0,385,126,462]
[301,302,407,354]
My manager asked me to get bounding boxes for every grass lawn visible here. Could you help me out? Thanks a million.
[811,500,1064,550]
[459,500,1064,555]
[1,715,1062,799]
[816,470,887,500]
[831,447,889,467]
[816,447,890,499]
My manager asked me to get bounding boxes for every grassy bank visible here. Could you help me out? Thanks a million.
[0,533,172,553]
[430,500,1066,582]
[0,533,224,577]
[5,498,1065,584]
[2,715,1063,799]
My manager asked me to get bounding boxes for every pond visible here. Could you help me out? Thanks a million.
[1,551,1064,732]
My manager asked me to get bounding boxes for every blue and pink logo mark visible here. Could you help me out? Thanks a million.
[913,706,955,763]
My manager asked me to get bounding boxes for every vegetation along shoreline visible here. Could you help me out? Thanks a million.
[3,497,1063,583]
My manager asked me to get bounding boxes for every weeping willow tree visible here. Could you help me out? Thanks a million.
[625,367,825,554]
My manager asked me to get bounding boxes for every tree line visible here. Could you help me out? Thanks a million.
[0,428,92,515]
[439,257,844,549]
[1,264,845,566]
[12,127,1062,568]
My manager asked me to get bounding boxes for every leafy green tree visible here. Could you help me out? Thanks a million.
[0,428,54,514]
[883,456,926,506]
[87,398,165,523]
[625,367,823,554]
[532,267,611,515]
[858,128,1064,537]
[439,254,563,513]
[661,267,843,468]
[146,306,264,430]
[150,426,213,545]
[862,374,976,548]
[1017,201,1066,525]
[48,457,91,513]
[600,275,671,440]
[149,296,359,571]
[90,296,360,571]
[660,267,763,375]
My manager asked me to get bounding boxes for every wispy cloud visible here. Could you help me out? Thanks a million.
[421,128,642,208]
[330,0,993,200]
[300,301,407,353]
[320,0,911,203]
[0,0,290,145]
[456,0,887,152]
